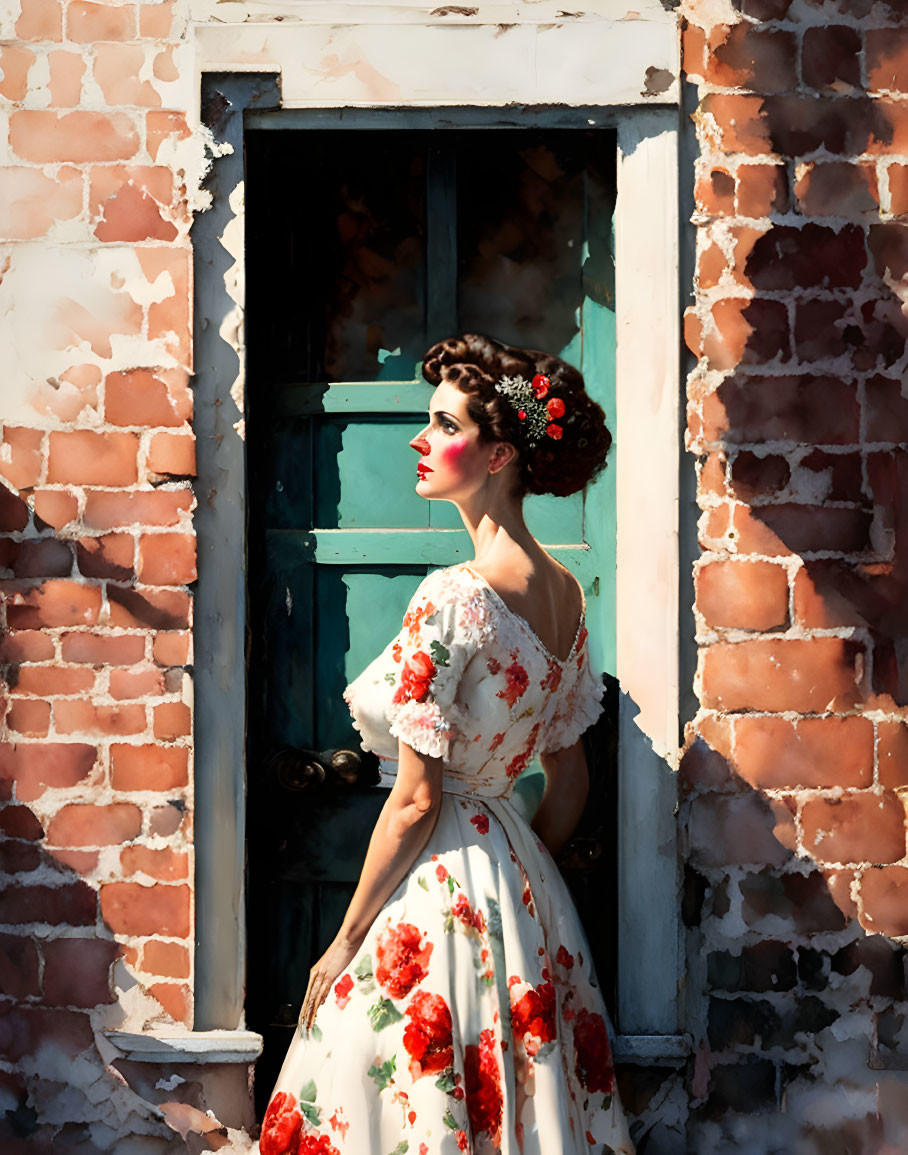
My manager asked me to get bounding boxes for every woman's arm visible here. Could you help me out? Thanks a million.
[299,740,443,1031]
[532,740,590,856]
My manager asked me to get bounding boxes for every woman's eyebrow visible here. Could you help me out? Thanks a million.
[432,410,459,424]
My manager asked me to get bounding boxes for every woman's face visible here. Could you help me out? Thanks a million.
[409,380,500,501]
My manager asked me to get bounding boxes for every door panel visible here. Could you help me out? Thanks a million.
[246,125,618,1108]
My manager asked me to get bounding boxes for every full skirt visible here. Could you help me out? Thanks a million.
[259,791,634,1155]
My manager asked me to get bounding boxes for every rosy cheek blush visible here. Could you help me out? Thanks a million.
[440,437,469,468]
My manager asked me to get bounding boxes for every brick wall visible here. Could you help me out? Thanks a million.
[681,0,908,1149]
[0,0,201,1147]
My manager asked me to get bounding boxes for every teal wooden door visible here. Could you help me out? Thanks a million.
[245,125,617,1103]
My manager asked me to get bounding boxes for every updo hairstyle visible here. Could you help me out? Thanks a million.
[422,333,611,498]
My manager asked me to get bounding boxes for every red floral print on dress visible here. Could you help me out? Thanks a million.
[455,1132,469,1152]
[260,1091,302,1155]
[509,976,557,1056]
[392,651,437,705]
[391,640,402,663]
[452,892,486,935]
[298,1132,341,1155]
[464,1028,503,1145]
[573,1008,615,1094]
[436,863,449,883]
[487,656,501,675]
[556,945,575,970]
[374,923,433,1000]
[489,732,506,754]
[470,812,490,835]
[541,657,563,693]
[328,1109,349,1140]
[505,722,541,781]
[402,599,437,641]
[333,973,353,1009]
[403,990,454,1080]
[497,657,529,708]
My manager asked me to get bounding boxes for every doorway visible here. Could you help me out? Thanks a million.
[244,120,619,1108]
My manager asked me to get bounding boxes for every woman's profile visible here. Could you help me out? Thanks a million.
[260,334,634,1154]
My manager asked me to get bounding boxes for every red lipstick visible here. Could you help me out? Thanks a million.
[416,463,433,479]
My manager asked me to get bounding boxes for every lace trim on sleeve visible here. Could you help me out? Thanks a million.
[388,700,456,761]
[544,668,606,752]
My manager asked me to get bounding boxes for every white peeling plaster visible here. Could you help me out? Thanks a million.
[679,0,739,25]
[0,0,21,40]
[0,244,182,424]
[21,51,52,110]
[219,178,246,440]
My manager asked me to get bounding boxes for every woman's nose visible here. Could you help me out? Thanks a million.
[410,433,430,455]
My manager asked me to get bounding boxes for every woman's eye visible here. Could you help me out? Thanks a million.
[441,420,457,434]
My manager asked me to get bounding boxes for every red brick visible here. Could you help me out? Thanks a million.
[54,700,146,736]
[47,431,138,486]
[763,95,881,158]
[47,48,84,106]
[91,168,177,244]
[681,19,706,81]
[706,24,797,92]
[0,165,83,239]
[745,225,867,292]
[75,534,134,581]
[888,165,908,217]
[93,42,160,107]
[105,368,191,428]
[47,802,142,847]
[7,700,50,738]
[5,580,102,629]
[879,721,908,790]
[153,631,190,667]
[100,881,189,937]
[867,28,908,95]
[61,633,146,665]
[0,46,33,102]
[110,744,188,791]
[697,242,727,290]
[865,375,908,441]
[137,533,196,585]
[678,734,735,795]
[146,110,190,163]
[33,490,79,530]
[139,247,190,367]
[735,504,872,557]
[0,882,96,926]
[0,631,54,663]
[699,452,728,497]
[1,539,73,579]
[695,166,734,218]
[0,743,97,803]
[699,94,773,157]
[0,428,43,490]
[139,1,174,37]
[49,848,98,874]
[142,938,189,978]
[701,638,865,713]
[736,163,789,218]
[688,793,792,869]
[0,1005,94,1061]
[793,563,870,629]
[740,869,848,934]
[15,0,62,40]
[149,981,189,1024]
[83,488,192,530]
[736,0,791,16]
[823,868,858,922]
[152,700,189,740]
[697,560,788,630]
[702,375,859,446]
[705,298,790,372]
[109,667,166,700]
[860,866,908,936]
[108,585,190,630]
[121,844,188,881]
[797,451,863,503]
[0,934,40,999]
[794,163,878,217]
[803,26,862,92]
[730,452,790,498]
[9,111,139,164]
[148,801,184,836]
[684,308,703,360]
[734,715,873,790]
[0,485,28,532]
[0,805,44,841]
[146,432,196,478]
[802,792,905,864]
[42,937,117,1007]
[66,0,135,41]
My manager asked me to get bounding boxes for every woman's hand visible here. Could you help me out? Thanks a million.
[298,932,362,1034]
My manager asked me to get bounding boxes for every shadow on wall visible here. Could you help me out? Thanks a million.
[682,27,908,1154]
[0,484,251,1153]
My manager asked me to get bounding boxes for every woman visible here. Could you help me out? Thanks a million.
[260,334,634,1155]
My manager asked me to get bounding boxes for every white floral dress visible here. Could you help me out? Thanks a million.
[260,564,634,1155]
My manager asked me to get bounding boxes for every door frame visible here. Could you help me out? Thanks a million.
[191,12,684,1063]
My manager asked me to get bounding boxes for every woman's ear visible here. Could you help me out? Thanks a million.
[488,442,518,475]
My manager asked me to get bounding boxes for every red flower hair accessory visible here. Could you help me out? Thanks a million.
[494,374,567,447]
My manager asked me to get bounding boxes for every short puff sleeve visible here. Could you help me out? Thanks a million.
[386,570,489,760]
[541,636,605,752]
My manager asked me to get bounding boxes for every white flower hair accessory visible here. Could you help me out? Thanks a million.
[493,374,567,449]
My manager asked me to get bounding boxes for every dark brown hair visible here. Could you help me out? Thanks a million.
[422,333,612,498]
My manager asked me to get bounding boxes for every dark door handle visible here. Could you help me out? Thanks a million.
[267,745,380,793]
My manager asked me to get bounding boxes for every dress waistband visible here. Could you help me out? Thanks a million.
[377,767,511,802]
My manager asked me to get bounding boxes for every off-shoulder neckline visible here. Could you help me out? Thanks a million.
[456,563,586,666]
